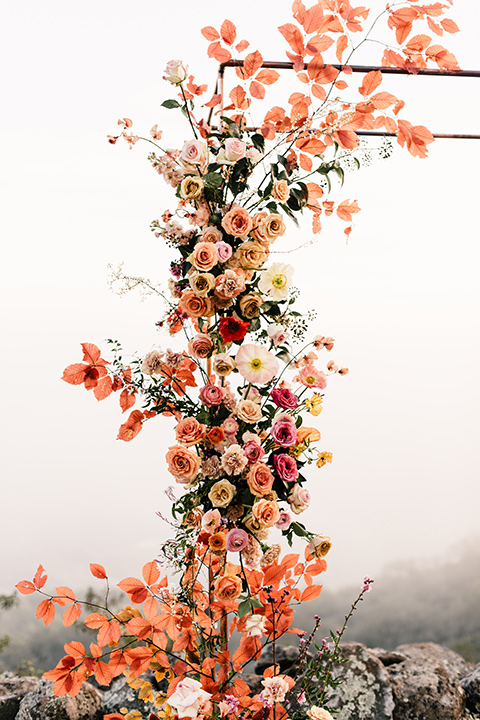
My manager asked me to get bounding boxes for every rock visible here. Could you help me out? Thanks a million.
[388,642,472,720]
[461,666,480,714]
[0,672,40,720]
[325,642,395,720]
[255,644,312,675]
[102,675,157,716]
[16,678,103,720]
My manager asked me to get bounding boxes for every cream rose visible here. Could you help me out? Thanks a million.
[212,353,236,377]
[163,59,188,85]
[208,479,237,507]
[307,707,334,720]
[236,399,264,424]
[189,271,216,297]
[180,176,204,200]
[180,139,209,167]
[217,138,246,165]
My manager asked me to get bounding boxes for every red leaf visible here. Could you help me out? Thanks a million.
[63,603,82,627]
[33,564,47,590]
[90,563,107,579]
[119,388,136,413]
[36,598,55,625]
[93,375,113,401]
[62,362,88,385]
[302,4,324,33]
[249,80,265,99]
[236,39,250,53]
[220,19,237,45]
[117,410,145,442]
[336,35,349,62]
[201,26,220,41]
[255,69,280,85]
[81,343,101,365]
[278,23,304,56]
[142,561,160,586]
[15,580,36,595]
[301,584,323,602]
[359,70,382,96]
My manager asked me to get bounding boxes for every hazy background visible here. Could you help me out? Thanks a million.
[1,0,479,644]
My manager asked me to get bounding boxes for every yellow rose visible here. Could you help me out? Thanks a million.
[208,479,237,507]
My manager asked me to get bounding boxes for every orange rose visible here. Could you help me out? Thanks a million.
[214,573,242,601]
[207,426,225,444]
[247,463,274,497]
[208,531,227,555]
[222,206,253,238]
[297,427,321,445]
[179,290,215,318]
[252,499,280,527]
[175,417,207,446]
[165,445,201,484]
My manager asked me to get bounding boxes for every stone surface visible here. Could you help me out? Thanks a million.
[326,642,395,720]
[388,642,472,720]
[255,644,312,676]
[461,666,480,714]
[102,675,157,717]
[16,678,103,720]
[0,672,40,720]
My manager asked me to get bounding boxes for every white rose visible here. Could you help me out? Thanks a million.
[168,677,211,719]
[245,613,266,637]
[163,59,188,85]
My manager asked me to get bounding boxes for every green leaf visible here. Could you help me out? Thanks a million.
[202,172,224,190]
[251,133,265,152]
[161,99,181,109]
[291,521,309,538]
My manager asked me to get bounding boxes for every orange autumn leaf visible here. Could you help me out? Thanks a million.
[64,641,86,661]
[33,564,47,589]
[396,119,434,158]
[63,603,82,627]
[301,584,323,602]
[441,18,460,33]
[15,580,36,595]
[90,563,107,579]
[201,26,220,41]
[117,576,149,603]
[358,69,382,97]
[295,137,325,155]
[312,213,322,234]
[427,17,443,36]
[311,84,326,101]
[95,661,113,687]
[306,34,333,55]
[250,80,266,100]
[207,42,232,64]
[370,91,397,109]
[309,62,339,85]
[93,375,113,401]
[36,598,56,626]
[336,34,349,62]
[299,153,313,171]
[236,39,250,53]
[109,650,127,677]
[117,409,145,442]
[204,94,222,108]
[229,85,251,110]
[332,129,359,149]
[244,50,264,78]
[142,560,161,586]
[302,4,324,33]
[278,23,304,56]
[119,388,136,413]
[336,199,361,222]
[55,586,75,606]
[262,561,286,588]
[256,68,280,85]
[232,635,262,667]
[220,19,237,45]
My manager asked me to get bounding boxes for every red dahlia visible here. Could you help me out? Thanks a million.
[218,316,249,343]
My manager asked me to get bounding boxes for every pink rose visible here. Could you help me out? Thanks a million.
[271,417,298,447]
[200,384,226,407]
[180,139,208,167]
[270,388,299,409]
[226,528,249,552]
[275,510,293,530]
[273,453,299,482]
[215,241,233,263]
[217,138,246,164]
[243,441,265,464]
[289,485,311,514]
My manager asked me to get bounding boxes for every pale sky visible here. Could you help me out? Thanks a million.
[1,0,479,596]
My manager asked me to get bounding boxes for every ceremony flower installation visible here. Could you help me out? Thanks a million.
[17,2,459,718]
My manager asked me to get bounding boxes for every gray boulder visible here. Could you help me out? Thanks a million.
[388,642,472,720]
[16,678,103,720]
[102,675,157,717]
[0,672,40,720]
[461,666,480,715]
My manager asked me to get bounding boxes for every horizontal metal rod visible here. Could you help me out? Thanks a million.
[357,131,480,139]
[220,60,480,78]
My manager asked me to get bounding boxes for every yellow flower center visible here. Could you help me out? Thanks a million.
[272,273,287,289]
[250,358,262,369]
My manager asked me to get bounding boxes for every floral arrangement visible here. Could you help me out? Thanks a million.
[17,2,459,719]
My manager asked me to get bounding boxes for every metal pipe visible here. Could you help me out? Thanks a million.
[220,60,480,78]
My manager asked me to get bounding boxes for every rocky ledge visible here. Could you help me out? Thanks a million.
[1,642,480,720]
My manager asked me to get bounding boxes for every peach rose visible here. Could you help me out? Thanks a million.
[250,211,269,242]
[190,242,218,272]
[252,499,281,527]
[261,213,286,243]
[201,226,223,244]
[307,707,334,720]
[214,573,242,602]
[236,241,269,269]
[179,290,215,318]
[222,206,253,238]
[272,179,290,203]
[188,333,214,359]
[175,417,207,446]
[247,463,274,497]
[166,445,201,484]
[212,353,236,377]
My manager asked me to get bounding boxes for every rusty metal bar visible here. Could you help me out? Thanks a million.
[215,61,480,139]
